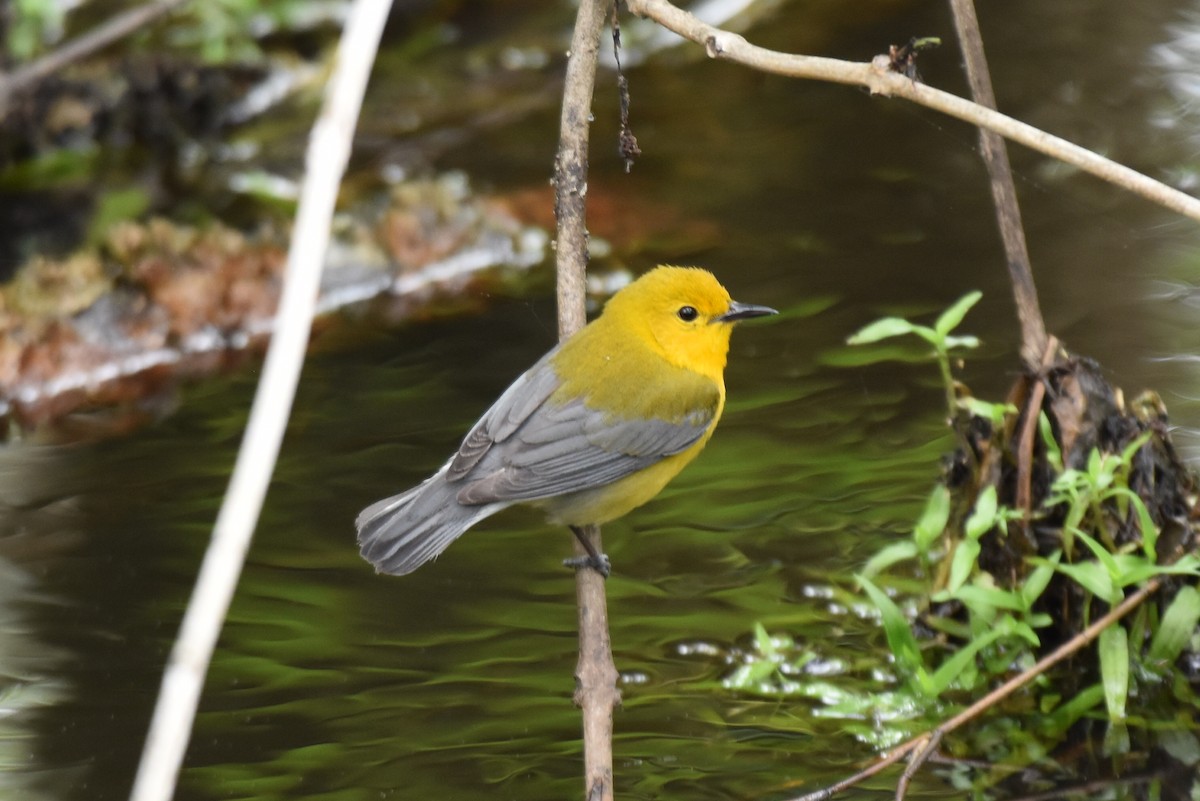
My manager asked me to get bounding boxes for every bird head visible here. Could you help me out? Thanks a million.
[603,266,776,379]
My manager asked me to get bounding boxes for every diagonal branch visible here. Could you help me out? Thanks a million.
[624,0,1200,224]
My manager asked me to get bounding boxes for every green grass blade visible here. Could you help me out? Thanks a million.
[1098,626,1129,721]
[858,575,930,695]
[1149,586,1200,664]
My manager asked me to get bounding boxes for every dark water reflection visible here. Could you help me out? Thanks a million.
[5,0,1200,798]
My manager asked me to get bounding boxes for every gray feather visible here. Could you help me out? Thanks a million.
[356,466,505,575]
[356,343,717,574]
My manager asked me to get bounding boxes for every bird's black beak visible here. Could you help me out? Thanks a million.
[714,300,778,323]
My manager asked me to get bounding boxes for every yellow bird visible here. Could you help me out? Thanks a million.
[356,266,776,576]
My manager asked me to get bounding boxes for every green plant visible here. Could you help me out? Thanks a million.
[846,290,982,420]
[1042,428,1157,559]
[847,293,1200,730]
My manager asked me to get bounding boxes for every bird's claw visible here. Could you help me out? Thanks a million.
[563,553,611,578]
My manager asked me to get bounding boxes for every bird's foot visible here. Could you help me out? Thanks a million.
[563,553,611,578]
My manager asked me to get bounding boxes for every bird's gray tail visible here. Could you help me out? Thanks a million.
[356,469,499,575]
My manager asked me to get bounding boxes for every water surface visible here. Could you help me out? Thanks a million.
[4,0,1200,799]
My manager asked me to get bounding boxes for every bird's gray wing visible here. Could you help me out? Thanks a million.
[451,367,718,506]
[447,348,565,481]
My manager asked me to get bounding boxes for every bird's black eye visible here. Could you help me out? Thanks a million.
[677,305,698,322]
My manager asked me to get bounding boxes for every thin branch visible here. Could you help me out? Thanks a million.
[553,2,621,801]
[126,2,392,800]
[624,0,1200,223]
[895,729,942,801]
[1015,336,1059,517]
[790,577,1163,801]
[0,0,190,116]
[949,0,1047,370]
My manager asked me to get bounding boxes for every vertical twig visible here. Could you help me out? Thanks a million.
[126,2,392,800]
[611,7,641,172]
[948,0,1048,370]
[554,1,620,800]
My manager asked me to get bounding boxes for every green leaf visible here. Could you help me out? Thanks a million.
[942,334,981,350]
[965,486,998,540]
[952,583,1026,614]
[1074,530,1121,584]
[1099,626,1129,721]
[1118,432,1151,467]
[1107,489,1159,560]
[862,541,919,578]
[1041,684,1104,735]
[1008,620,1042,647]
[1021,551,1061,609]
[847,317,919,345]
[1050,559,1115,603]
[1039,412,1063,472]
[934,291,983,338]
[960,397,1017,427]
[946,538,981,594]
[858,576,929,694]
[1149,586,1200,664]
[1107,556,1164,587]
[928,619,1011,695]
[913,485,951,552]
[753,622,775,656]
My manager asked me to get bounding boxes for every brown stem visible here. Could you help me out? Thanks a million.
[0,0,190,116]
[553,2,621,800]
[894,729,941,801]
[949,0,1047,370]
[1015,336,1060,516]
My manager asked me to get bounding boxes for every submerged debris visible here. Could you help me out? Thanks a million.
[0,174,547,434]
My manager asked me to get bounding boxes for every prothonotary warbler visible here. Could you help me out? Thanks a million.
[356,265,776,576]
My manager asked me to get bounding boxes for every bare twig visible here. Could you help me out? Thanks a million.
[895,729,942,801]
[126,3,392,800]
[0,0,190,116]
[624,0,1200,223]
[790,577,1163,801]
[611,6,640,172]
[1014,336,1060,517]
[949,0,1047,370]
[553,2,621,801]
